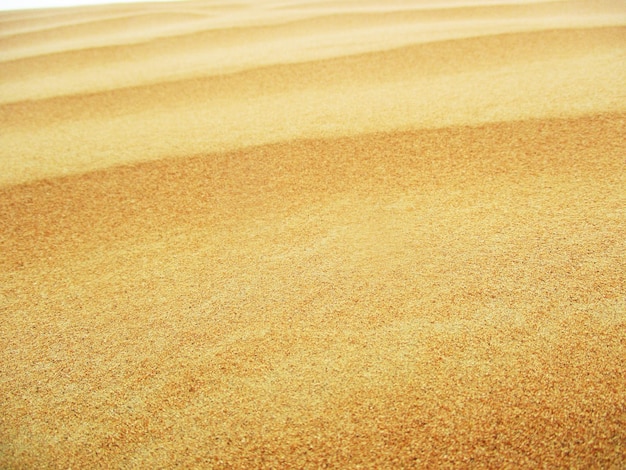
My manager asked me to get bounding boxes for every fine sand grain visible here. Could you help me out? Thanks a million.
[1,0,625,468]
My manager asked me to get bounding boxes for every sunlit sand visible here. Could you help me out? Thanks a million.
[1,0,625,467]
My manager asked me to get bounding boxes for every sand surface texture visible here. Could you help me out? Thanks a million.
[1,0,626,468]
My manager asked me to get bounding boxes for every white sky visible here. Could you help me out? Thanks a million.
[0,0,180,11]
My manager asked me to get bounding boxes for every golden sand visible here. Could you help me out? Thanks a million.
[1,0,625,467]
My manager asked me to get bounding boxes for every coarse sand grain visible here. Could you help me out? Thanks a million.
[1,0,625,468]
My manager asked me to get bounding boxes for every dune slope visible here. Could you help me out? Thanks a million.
[1,0,625,468]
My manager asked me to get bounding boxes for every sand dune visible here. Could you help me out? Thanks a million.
[1,21,625,186]
[1,0,625,468]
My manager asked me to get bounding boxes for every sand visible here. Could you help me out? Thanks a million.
[1,0,625,468]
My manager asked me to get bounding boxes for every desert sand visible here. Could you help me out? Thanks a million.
[1,0,625,467]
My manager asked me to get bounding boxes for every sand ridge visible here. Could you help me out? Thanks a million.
[1,1,625,186]
[1,0,625,468]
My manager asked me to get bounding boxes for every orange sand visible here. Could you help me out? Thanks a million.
[1,0,625,468]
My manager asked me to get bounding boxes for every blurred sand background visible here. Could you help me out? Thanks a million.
[1,0,625,467]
